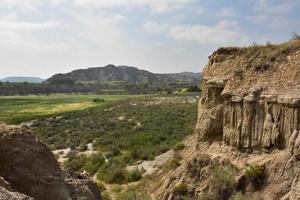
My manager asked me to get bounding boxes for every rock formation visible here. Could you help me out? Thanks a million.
[0,124,101,200]
[197,40,300,153]
[152,40,300,200]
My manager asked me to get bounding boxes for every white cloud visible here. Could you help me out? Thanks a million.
[144,20,248,45]
[0,20,61,31]
[249,0,299,29]
[73,0,193,13]
[143,22,169,34]
[218,7,237,18]
[254,0,296,15]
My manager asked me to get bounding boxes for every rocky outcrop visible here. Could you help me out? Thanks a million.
[0,124,101,200]
[197,40,300,153]
[152,41,300,200]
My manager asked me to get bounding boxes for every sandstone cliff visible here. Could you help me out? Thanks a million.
[152,40,300,200]
[197,40,300,153]
[0,124,101,200]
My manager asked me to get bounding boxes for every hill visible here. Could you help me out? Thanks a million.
[1,76,44,83]
[45,65,201,85]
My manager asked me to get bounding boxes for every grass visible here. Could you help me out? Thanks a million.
[31,95,198,184]
[1,94,198,185]
[0,94,136,124]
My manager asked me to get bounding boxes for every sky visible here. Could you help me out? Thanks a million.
[0,0,300,79]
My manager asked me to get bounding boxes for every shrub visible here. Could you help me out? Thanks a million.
[93,98,105,103]
[96,182,106,192]
[82,153,105,175]
[209,164,236,200]
[97,159,142,184]
[173,142,185,151]
[107,145,121,157]
[102,191,112,200]
[173,183,188,194]
[245,165,262,178]
[126,168,143,182]
[111,185,122,193]
[186,85,201,92]
[244,164,264,189]
[229,192,252,200]
[64,154,88,172]
[165,151,182,171]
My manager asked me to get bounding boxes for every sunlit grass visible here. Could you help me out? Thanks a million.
[0,94,139,124]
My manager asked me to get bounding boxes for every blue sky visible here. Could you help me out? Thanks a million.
[0,0,299,78]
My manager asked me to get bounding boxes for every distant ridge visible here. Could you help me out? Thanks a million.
[1,76,44,83]
[45,64,201,85]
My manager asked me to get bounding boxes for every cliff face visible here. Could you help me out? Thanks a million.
[152,41,300,200]
[197,40,300,153]
[0,124,101,200]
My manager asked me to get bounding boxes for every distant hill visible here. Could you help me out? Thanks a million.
[1,76,44,83]
[45,65,201,85]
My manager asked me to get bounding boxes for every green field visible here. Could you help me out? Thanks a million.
[0,94,199,186]
[0,95,136,124]
[30,95,199,185]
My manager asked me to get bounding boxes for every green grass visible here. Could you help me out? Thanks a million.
[0,94,136,124]
[1,94,198,184]
[31,95,198,184]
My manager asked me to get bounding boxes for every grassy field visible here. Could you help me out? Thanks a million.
[31,95,199,185]
[0,94,199,186]
[0,94,136,124]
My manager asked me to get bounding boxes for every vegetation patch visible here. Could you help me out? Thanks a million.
[39,95,198,184]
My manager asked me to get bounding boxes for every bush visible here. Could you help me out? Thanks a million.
[126,169,143,182]
[97,159,142,184]
[245,165,262,178]
[93,98,105,103]
[96,182,106,192]
[102,191,112,200]
[173,183,188,194]
[173,142,185,151]
[244,164,264,189]
[229,192,252,200]
[186,85,201,92]
[209,164,237,200]
[107,145,121,157]
[165,152,182,171]
[82,153,105,175]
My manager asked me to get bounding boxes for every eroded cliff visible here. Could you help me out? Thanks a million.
[152,40,300,200]
[197,40,300,153]
[0,124,101,200]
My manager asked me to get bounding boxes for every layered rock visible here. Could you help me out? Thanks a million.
[197,41,300,154]
[0,124,101,200]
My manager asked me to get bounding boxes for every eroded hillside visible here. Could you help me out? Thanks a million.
[152,40,300,200]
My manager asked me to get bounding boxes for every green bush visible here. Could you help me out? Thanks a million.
[102,191,112,200]
[173,183,188,194]
[96,159,142,184]
[126,169,143,182]
[245,165,262,178]
[229,192,253,200]
[209,164,236,200]
[173,142,185,151]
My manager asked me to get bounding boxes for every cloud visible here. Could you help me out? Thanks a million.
[0,20,61,31]
[73,0,193,13]
[143,22,169,34]
[217,7,237,18]
[249,0,299,29]
[144,20,247,45]
[254,0,296,15]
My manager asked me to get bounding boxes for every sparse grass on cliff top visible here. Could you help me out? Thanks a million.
[214,39,300,68]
